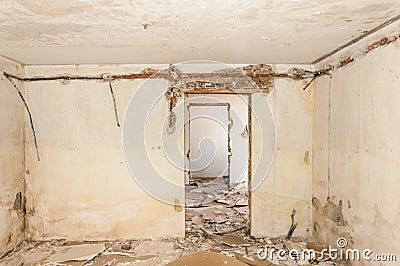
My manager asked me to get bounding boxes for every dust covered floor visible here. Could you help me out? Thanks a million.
[185,177,249,237]
[1,179,340,265]
[0,237,341,265]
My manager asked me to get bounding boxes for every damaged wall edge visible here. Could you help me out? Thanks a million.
[311,22,400,260]
[2,64,314,85]
[312,15,400,64]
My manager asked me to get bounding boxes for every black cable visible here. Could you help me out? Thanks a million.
[4,75,41,161]
[108,81,120,127]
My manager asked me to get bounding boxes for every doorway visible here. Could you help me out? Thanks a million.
[184,93,250,237]
[188,102,231,182]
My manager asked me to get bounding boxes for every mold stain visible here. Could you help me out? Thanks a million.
[312,196,346,226]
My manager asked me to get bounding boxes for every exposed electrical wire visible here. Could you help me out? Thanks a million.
[302,75,317,91]
[301,67,333,91]
[108,81,120,127]
[4,75,41,162]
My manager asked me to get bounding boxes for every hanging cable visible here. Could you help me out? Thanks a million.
[108,81,120,127]
[4,75,41,161]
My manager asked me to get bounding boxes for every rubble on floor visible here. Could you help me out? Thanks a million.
[0,178,343,265]
[0,237,343,266]
[165,250,248,266]
[185,177,249,236]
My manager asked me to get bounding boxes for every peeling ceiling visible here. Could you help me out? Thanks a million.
[0,0,399,65]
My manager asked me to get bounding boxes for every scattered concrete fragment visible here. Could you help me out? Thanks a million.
[134,240,175,257]
[185,177,249,240]
[232,251,276,266]
[90,253,143,266]
[234,199,249,207]
[47,243,105,263]
[165,250,248,266]
[217,234,250,247]
[0,238,342,266]
[1,177,344,266]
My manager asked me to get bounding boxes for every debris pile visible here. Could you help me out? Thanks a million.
[0,236,341,265]
[0,178,342,265]
[185,177,249,238]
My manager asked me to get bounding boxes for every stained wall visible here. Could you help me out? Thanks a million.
[312,30,400,262]
[21,63,314,240]
[0,58,25,256]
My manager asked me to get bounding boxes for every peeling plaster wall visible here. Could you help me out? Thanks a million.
[251,64,314,238]
[21,63,314,240]
[23,64,185,241]
[313,38,400,261]
[0,58,25,256]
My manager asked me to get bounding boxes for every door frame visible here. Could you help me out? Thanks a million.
[184,93,252,232]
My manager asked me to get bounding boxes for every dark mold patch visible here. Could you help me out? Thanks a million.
[312,196,346,226]
[13,192,22,211]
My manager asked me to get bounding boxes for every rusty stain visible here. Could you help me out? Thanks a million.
[368,37,389,51]
[143,23,150,30]
[313,34,400,83]
[169,96,177,111]
[2,64,307,87]
[338,55,354,67]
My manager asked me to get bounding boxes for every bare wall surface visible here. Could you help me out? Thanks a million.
[23,64,185,241]
[251,65,314,238]
[313,38,400,262]
[0,58,25,256]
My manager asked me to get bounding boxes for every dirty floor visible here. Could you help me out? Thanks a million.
[1,178,341,265]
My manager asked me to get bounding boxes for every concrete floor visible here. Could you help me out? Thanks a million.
[1,179,340,266]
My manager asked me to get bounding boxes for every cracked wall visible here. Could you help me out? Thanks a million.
[0,58,25,257]
[312,34,400,263]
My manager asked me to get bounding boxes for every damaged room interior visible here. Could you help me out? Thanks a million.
[0,1,399,265]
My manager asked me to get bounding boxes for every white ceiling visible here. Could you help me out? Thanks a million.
[0,0,399,65]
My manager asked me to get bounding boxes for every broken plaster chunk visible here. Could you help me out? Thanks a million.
[192,215,204,225]
[47,243,105,263]
[120,243,132,250]
[234,199,248,207]
[165,250,247,266]
[173,242,188,250]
